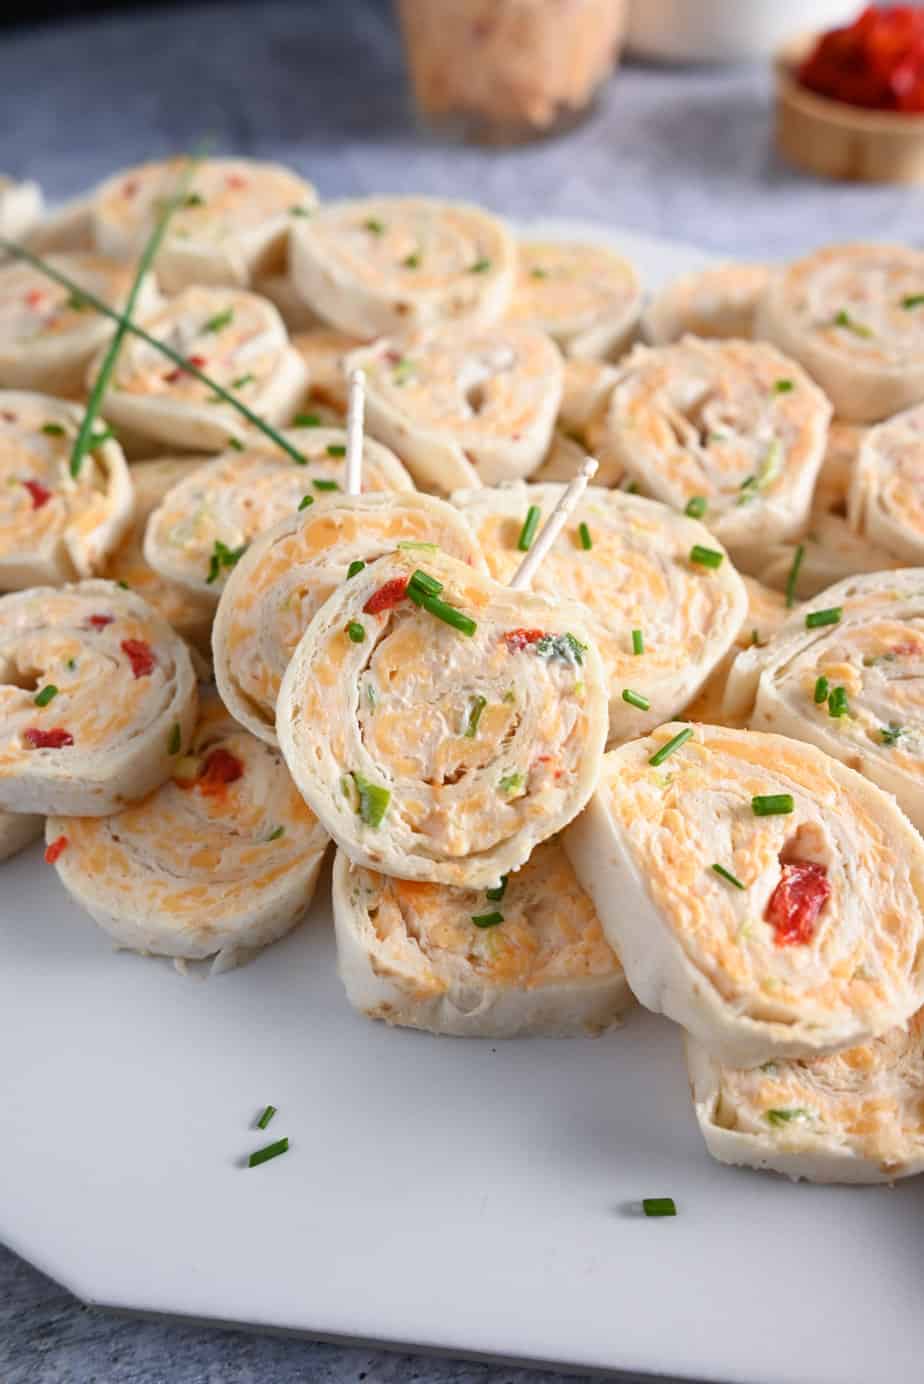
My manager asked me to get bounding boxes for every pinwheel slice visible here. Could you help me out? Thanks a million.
[452,482,746,745]
[46,691,328,968]
[564,723,924,1067]
[756,243,924,423]
[214,491,484,747]
[848,403,924,565]
[25,197,94,255]
[332,836,633,1038]
[684,576,788,726]
[557,358,619,441]
[0,580,197,815]
[641,262,770,345]
[290,196,516,339]
[103,458,215,653]
[349,324,563,492]
[91,157,317,293]
[687,1013,924,1184]
[0,252,160,396]
[0,391,132,589]
[277,550,607,888]
[599,337,831,564]
[144,430,414,603]
[252,272,322,333]
[0,175,42,242]
[0,809,42,862]
[290,327,364,418]
[505,240,641,360]
[89,286,306,452]
[723,569,924,833]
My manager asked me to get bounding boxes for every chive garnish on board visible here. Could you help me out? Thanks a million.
[785,544,804,608]
[752,794,794,816]
[0,238,310,469]
[248,1136,289,1168]
[648,726,692,767]
[642,1197,676,1218]
[70,152,201,480]
[256,1104,277,1130]
[711,863,745,890]
[517,504,541,552]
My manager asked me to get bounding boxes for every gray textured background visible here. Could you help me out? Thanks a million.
[2,2,922,1381]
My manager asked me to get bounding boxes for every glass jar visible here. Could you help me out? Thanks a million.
[396,0,626,145]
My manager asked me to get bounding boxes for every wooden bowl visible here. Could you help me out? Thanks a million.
[775,32,924,184]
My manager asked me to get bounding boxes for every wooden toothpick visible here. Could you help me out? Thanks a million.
[345,368,365,497]
[510,458,598,591]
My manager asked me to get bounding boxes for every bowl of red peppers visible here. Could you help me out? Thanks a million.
[776,6,924,181]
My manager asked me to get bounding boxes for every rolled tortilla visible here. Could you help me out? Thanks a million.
[252,272,322,333]
[0,252,160,397]
[756,243,924,423]
[25,197,94,255]
[0,579,197,815]
[290,196,516,339]
[557,358,619,441]
[290,327,364,418]
[0,175,42,242]
[46,691,328,968]
[848,403,924,564]
[91,157,317,293]
[564,722,924,1067]
[452,482,747,745]
[687,1014,924,1184]
[684,575,788,726]
[0,391,133,589]
[332,836,633,1038]
[348,324,563,492]
[214,491,484,747]
[144,430,414,603]
[505,240,641,360]
[598,337,831,566]
[723,569,924,833]
[0,809,42,862]
[89,285,306,453]
[103,458,215,654]
[277,549,607,888]
[641,262,770,345]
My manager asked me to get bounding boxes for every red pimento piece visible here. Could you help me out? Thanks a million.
[196,747,244,797]
[87,614,114,630]
[226,173,247,189]
[25,288,45,309]
[765,860,831,947]
[363,576,410,614]
[164,354,207,384]
[891,642,921,658]
[23,727,74,750]
[121,638,156,678]
[503,628,545,653]
[44,835,69,865]
[23,479,52,509]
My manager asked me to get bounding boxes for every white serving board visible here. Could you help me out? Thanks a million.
[2,223,922,1384]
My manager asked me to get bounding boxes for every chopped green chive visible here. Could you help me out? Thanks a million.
[116,579,130,590]
[227,437,244,451]
[805,607,842,629]
[34,684,58,707]
[67,291,89,310]
[880,722,904,747]
[752,794,794,817]
[486,875,508,902]
[248,1136,289,1168]
[347,560,365,579]
[499,771,523,794]
[684,496,707,519]
[833,308,873,338]
[622,688,650,712]
[625,481,640,494]
[298,494,314,511]
[530,266,548,279]
[902,294,924,310]
[326,444,347,459]
[828,686,849,718]
[231,373,254,390]
[397,541,439,553]
[464,694,487,738]
[578,521,592,550]
[66,658,76,671]
[402,252,420,269]
[471,911,504,928]
[290,205,312,217]
[347,621,365,643]
[517,505,542,552]
[469,258,491,274]
[364,218,385,234]
[642,1197,676,1218]
[313,478,340,492]
[690,545,723,570]
[204,308,233,334]
[765,1108,812,1127]
[712,863,745,890]
[392,357,415,385]
[257,1104,277,1129]
[41,422,65,437]
[267,827,285,842]
[813,675,829,704]
[167,723,181,755]
[351,771,390,828]
[774,378,794,393]
[631,629,644,656]
[407,568,444,600]
[785,544,804,608]
[184,192,204,208]
[206,539,246,584]
[649,726,692,767]
[293,412,322,428]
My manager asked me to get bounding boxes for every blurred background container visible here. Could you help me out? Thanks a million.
[625,0,858,63]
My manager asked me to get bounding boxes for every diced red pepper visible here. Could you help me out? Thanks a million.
[121,638,156,679]
[44,835,69,865]
[503,628,545,653]
[363,576,409,614]
[197,747,244,797]
[226,173,247,189]
[164,353,207,384]
[87,614,114,630]
[23,479,52,509]
[24,727,74,750]
[765,860,831,947]
[25,288,45,309]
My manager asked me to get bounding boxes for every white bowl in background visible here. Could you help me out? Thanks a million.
[625,0,857,64]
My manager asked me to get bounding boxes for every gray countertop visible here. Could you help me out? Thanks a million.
[2,3,922,1382]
